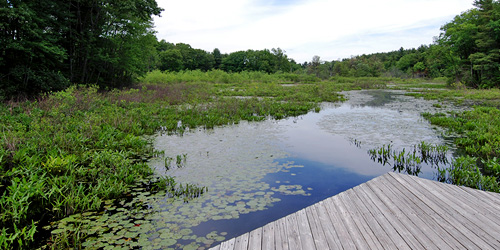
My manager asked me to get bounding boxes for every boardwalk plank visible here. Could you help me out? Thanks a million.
[219,237,235,250]
[295,209,315,249]
[355,182,411,249]
[462,185,500,207]
[304,205,330,250]
[389,172,494,249]
[261,222,275,250]
[322,197,357,249]
[337,192,383,250]
[365,179,425,249]
[430,177,500,228]
[274,218,289,250]
[401,174,500,248]
[248,227,262,250]
[313,202,343,249]
[375,174,453,250]
[233,232,249,250]
[437,179,500,225]
[377,174,457,249]
[329,195,371,249]
[284,214,301,250]
[388,173,480,248]
[382,174,468,249]
[348,185,398,249]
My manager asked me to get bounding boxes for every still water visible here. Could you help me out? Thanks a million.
[78,90,465,249]
[145,90,462,249]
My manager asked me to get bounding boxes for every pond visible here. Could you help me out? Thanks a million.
[66,90,467,249]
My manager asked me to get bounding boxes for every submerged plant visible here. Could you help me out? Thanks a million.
[368,144,392,166]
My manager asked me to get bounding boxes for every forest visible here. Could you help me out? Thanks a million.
[2,0,500,101]
[2,0,500,249]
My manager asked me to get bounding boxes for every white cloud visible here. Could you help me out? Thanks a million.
[154,0,474,63]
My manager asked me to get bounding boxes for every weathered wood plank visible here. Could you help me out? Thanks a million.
[382,174,468,249]
[295,209,315,250]
[284,214,301,250]
[322,197,357,249]
[219,237,236,250]
[377,174,457,249]
[355,182,411,249]
[388,172,494,249]
[313,202,343,249]
[304,205,329,250]
[387,173,480,249]
[366,179,425,249]
[393,173,500,240]
[248,227,262,250]
[461,185,500,207]
[375,174,453,250]
[274,218,289,250]
[233,232,249,250]
[400,173,500,248]
[329,195,369,248]
[261,222,275,250]
[348,185,398,249]
[338,190,384,250]
[429,176,500,229]
[437,179,500,225]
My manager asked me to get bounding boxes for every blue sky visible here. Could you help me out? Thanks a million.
[153,0,474,63]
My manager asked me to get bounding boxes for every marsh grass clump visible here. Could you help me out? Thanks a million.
[152,176,207,202]
[139,70,319,85]
[368,144,393,166]
[369,142,450,176]
[163,154,187,170]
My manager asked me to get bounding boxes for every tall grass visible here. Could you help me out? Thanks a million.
[139,69,317,84]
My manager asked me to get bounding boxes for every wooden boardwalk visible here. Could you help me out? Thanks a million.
[210,172,500,250]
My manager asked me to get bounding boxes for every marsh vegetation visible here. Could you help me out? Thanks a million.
[1,70,500,249]
[0,72,384,248]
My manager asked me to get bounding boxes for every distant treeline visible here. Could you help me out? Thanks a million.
[145,42,453,80]
[1,0,500,100]
[154,42,302,74]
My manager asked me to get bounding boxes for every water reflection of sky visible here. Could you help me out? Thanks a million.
[274,90,450,179]
[276,107,386,176]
